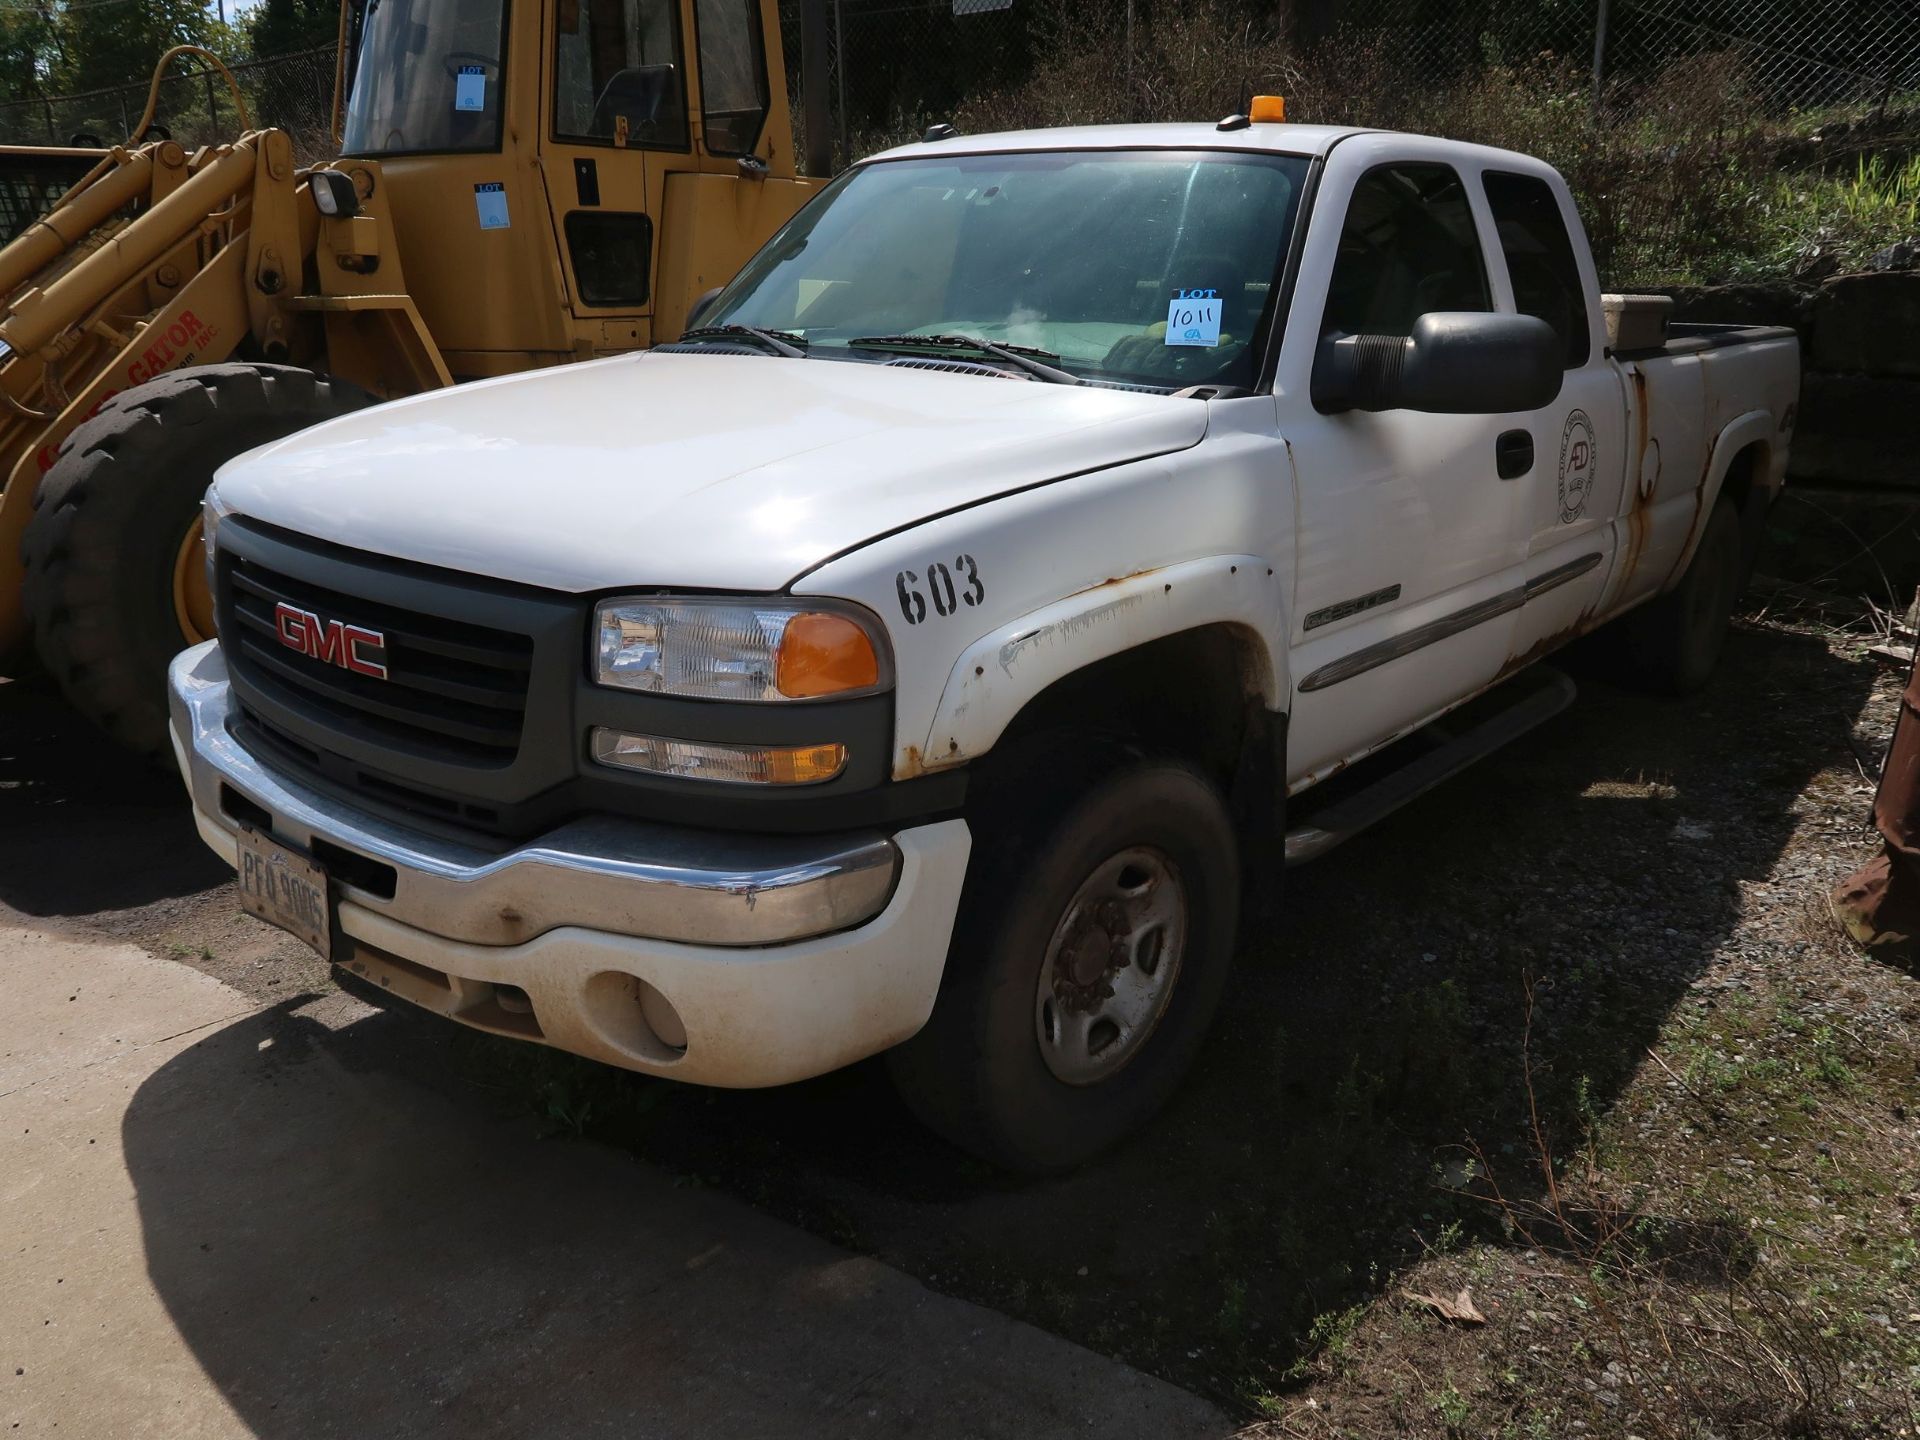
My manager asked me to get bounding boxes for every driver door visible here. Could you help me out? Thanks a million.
[1279,148,1528,783]
[541,0,691,348]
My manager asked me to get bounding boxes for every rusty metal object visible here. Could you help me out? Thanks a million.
[1831,647,1920,960]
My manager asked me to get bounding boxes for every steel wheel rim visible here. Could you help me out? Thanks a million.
[1033,845,1188,1086]
[171,515,215,645]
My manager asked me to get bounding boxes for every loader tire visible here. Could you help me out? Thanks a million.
[21,364,374,757]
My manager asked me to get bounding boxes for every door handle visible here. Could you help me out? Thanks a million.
[1496,429,1534,479]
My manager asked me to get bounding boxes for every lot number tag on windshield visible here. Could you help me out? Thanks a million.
[1166,289,1222,347]
[455,65,487,111]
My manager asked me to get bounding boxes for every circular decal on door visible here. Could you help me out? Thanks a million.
[1558,409,1595,524]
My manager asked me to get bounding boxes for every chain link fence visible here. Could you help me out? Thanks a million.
[1603,0,1918,114]
[6,5,1910,164]
[778,0,1028,170]
[0,47,337,159]
[2,3,1912,284]
[1332,0,1918,112]
[785,0,1920,164]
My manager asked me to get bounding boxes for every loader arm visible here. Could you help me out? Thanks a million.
[0,127,445,653]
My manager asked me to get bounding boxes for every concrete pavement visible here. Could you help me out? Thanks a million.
[1,920,1232,1439]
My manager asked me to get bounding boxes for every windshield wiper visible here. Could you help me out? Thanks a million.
[674,324,808,358]
[848,333,1082,385]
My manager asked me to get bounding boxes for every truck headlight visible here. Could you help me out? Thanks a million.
[593,598,887,702]
[202,483,236,597]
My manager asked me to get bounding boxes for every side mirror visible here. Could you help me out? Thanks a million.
[685,285,724,330]
[1312,311,1563,415]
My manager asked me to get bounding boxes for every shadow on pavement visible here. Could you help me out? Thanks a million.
[120,995,1230,1440]
[0,672,227,915]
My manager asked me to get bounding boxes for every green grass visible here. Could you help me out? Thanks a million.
[1284,1301,1369,1382]
[1429,1381,1473,1430]
[1726,153,1920,281]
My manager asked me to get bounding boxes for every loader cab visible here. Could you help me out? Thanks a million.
[336,0,810,377]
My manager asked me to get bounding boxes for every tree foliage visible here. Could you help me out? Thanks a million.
[242,0,337,62]
[0,0,230,101]
[0,4,63,102]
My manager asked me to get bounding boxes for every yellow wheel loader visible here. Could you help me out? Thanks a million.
[0,0,832,754]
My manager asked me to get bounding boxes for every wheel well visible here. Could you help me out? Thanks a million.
[974,625,1281,834]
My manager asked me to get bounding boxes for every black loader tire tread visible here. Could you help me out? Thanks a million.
[21,364,373,756]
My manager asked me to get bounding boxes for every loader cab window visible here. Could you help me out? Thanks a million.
[1320,162,1490,338]
[343,0,508,155]
[554,0,690,150]
[1483,170,1591,367]
[693,0,769,156]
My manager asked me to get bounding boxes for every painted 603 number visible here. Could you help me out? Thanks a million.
[895,556,984,625]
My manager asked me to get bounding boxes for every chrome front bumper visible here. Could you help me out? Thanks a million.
[168,641,974,1087]
[168,641,901,948]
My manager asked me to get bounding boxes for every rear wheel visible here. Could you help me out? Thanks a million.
[21,364,373,756]
[888,753,1240,1173]
[1614,495,1743,695]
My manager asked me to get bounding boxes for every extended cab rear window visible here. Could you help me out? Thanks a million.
[1483,171,1591,368]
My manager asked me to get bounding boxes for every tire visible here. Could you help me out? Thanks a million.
[20,364,373,756]
[888,754,1241,1173]
[1615,495,1743,695]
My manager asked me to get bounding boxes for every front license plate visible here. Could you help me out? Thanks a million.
[235,827,331,959]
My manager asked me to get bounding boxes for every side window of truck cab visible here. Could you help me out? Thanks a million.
[1482,171,1590,367]
[1319,163,1489,338]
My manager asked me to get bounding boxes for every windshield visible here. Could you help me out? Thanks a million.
[343,0,508,156]
[703,149,1310,390]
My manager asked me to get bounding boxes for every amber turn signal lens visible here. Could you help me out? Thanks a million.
[775,612,881,699]
[591,729,849,785]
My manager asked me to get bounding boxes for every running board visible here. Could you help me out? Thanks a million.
[1284,668,1578,865]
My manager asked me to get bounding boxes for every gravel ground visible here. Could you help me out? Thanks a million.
[3,602,1915,1436]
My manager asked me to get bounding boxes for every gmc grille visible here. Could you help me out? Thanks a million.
[222,548,534,766]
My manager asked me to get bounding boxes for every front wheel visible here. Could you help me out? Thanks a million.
[20,364,372,756]
[888,757,1240,1173]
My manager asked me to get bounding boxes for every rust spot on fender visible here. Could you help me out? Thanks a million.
[1074,564,1164,596]
[897,739,965,780]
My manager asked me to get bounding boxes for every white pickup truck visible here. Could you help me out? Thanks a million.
[169,116,1798,1171]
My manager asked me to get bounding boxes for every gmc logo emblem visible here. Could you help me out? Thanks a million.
[274,602,388,679]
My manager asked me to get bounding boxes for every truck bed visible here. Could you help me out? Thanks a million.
[1618,320,1799,361]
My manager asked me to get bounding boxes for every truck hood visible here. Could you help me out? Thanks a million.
[217,353,1208,593]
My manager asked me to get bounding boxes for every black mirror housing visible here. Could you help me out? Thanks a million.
[1312,311,1564,415]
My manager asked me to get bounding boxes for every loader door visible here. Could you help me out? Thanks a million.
[542,0,690,341]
